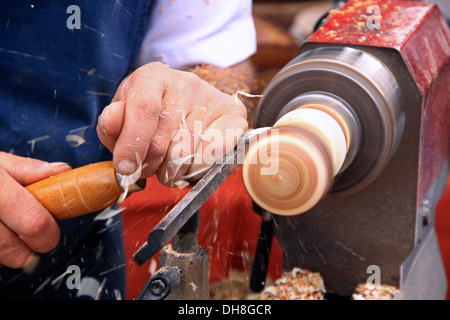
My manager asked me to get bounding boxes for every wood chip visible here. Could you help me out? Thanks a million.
[260,268,326,300]
[352,283,399,300]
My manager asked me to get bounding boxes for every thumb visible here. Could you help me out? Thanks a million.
[0,152,72,186]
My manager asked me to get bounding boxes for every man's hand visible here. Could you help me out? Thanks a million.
[97,62,248,186]
[0,152,71,269]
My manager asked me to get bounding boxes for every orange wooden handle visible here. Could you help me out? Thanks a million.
[25,161,145,220]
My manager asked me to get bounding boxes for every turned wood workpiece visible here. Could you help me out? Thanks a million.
[243,107,349,216]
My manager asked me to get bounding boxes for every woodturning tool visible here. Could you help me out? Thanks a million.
[25,161,146,220]
[133,127,270,267]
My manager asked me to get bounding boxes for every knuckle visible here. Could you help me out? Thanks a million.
[131,63,153,79]
[185,70,201,83]
[133,100,161,121]
[20,205,51,239]
[144,61,167,71]
[117,140,149,163]
[175,68,202,89]
[134,62,167,80]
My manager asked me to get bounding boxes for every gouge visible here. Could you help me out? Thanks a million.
[25,161,146,221]
[133,127,270,266]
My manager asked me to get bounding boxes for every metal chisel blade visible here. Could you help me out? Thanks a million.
[133,127,270,266]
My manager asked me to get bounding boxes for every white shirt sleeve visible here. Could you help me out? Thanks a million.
[135,0,256,70]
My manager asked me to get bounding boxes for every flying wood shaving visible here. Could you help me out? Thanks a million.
[65,134,86,148]
[94,152,143,221]
[174,179,190,189]
[117,152,143,192]
[234,91,263,104]
[117,185,129,204]
[169,153,195,183]
[65,126,90,148]
[182,165,211,180]
[181,110,188,129]
[94,205,125,221]
[27,135,50,153]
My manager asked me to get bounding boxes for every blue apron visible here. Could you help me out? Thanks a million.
[0,0,153,299]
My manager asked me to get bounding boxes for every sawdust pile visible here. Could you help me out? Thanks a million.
[260,268,326,300]
[352,283,399,300]
[210,267,399,300]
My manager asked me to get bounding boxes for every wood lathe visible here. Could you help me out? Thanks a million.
[242,0,450,299]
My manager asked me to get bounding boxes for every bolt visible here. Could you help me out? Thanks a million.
[421,207,431,226]
[422,214,431,226]
[150,279,166,296]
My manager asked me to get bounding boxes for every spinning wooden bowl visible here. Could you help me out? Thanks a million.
[243,107,349,216]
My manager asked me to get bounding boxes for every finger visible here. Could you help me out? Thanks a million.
[97,101,125,154]
[140,74,204,177]
[0,167,60,254]
[157,91,247,185]
[156,125,198,186]
[112,74,131,103]
[0,221,34,269]
[187,114,248,181]
[0,151,71,186]
[156,103,215,186]
[139,107,190,178]
[112,64,169,175]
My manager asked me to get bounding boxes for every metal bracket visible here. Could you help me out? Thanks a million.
[136,266,181,300]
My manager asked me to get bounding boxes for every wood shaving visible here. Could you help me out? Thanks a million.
[260,268,326,300]
[352,283,399,300]
[208,267,400,300]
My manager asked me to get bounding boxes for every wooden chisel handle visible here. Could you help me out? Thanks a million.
[25,161,146,221]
